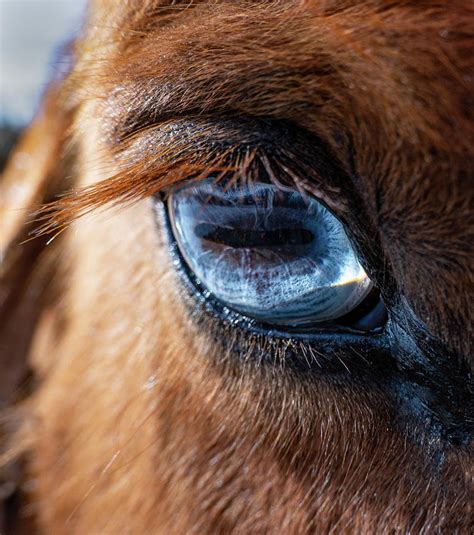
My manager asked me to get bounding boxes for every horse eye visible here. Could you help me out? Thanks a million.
[168,180,373,326]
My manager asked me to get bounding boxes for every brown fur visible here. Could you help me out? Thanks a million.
[0,1,473,533]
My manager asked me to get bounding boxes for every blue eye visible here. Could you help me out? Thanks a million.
[168,180,373,326]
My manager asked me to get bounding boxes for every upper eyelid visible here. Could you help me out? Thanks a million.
[117,117,350,214]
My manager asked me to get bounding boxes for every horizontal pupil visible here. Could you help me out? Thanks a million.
[195,223,314,248]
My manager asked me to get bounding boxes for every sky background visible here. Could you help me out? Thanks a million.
[0,0,87,126]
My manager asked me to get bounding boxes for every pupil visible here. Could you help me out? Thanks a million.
[195,223,314,248]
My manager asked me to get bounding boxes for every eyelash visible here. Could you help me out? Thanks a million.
[36,149,336,241]
[35,117,348,242]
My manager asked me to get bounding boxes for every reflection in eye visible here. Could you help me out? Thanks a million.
[168,180,372,326]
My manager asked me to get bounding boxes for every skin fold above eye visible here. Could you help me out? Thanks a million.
[168,180,373,326]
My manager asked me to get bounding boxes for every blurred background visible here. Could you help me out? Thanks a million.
[0,0,87,168]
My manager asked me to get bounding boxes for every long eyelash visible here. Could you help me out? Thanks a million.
[30,140,331,239]
[31,149,231,238]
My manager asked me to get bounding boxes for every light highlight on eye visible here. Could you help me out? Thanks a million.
[168,180,372,326]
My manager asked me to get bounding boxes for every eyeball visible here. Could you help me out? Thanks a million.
[168,180,372,326]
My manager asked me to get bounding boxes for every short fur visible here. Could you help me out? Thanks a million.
[0,1,472,533]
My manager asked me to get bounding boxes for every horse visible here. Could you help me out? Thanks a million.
[1,1,472,533]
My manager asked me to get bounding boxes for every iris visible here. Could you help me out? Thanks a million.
[168,180,372,326]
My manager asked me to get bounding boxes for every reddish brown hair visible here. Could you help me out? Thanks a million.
[1,1,472,533]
